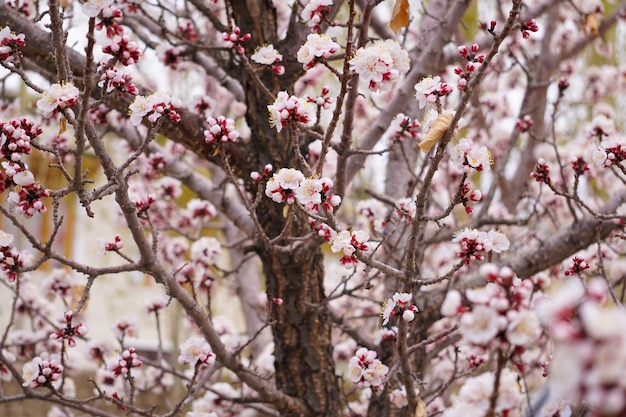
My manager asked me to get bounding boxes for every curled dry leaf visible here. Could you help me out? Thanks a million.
[390,0,410,34]
[414,397,426,417]
[419,113,452,153]
[584,13,600,36]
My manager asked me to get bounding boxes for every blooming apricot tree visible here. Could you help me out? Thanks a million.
[0,0,626,417]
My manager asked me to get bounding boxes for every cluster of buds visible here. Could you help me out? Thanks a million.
[460,182,483,215]
[481,19,497,34]
[307,86,335,110]
[515,115,533,133]
[0,26,26,62]
[22,356,64,389]
[381,292,419,325]
[104,234,123,252]
[454,43,485,90]
[0,230,22,282]
[101,32,141,66]
[390,114,420,142]
[222,26,251,54]
[0,118,40,162]
[97,63,138,95]
[112,347,142,376]
[49,311,89,348]
[133,193,156,216]
[571,156,590,176]
[520,19,539,39]
[531,158,551,184]
[250,163,274,182]
[204,116,240,144]
[564,255,590,276]
[309,219,335,242]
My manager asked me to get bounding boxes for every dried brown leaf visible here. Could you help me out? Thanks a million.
[419,113,452,153]
[390,0,410,34]
[414,397,426,417]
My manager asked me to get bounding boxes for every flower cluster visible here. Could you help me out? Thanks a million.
[0,26,26,62]
[538,277,626,415]
[112,347,142,376]
[0,117,40,162]
[265,168,305,204]
[133,193,156,217]
[306,86,335,110]
[452,228,509,265]
[330,229,370,268]
[449,138,492,172]
[347,347,389,391]
[520,18,539,39]
[356,199,387,235]
[350,39,409,92]
[22,356,64,389]
[515,115,533,132]
[394,197,416,223]
[564,255,590,276]
[447,264,546,352]
[178,336,216,368]
[592,137,626,167]
[7,180,50,218]
[49,311,89,348]
[414,76,454,108]
[295,177,341,214]
[297,33,340,70]
[264,168,340,213]
[453,43,485,90]
[267,91,314,132]
[36,83,80,118]
[101,31,141,66]
[204,116,240,144]
[380,292,419,325]
[102,234,123,252]
[128,91,181,126]
[389,113,420,142]
[530,158,551,183]
[459,182,483,215]
[222,26,250,54]
[0,230,22,282]
[300,0,333,32]
[442,369,522,417]
[97,63,138,95]
[251,44,284,75]
[190,237,222,270]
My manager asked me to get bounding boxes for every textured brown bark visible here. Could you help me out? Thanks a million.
[228,2,343,415]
